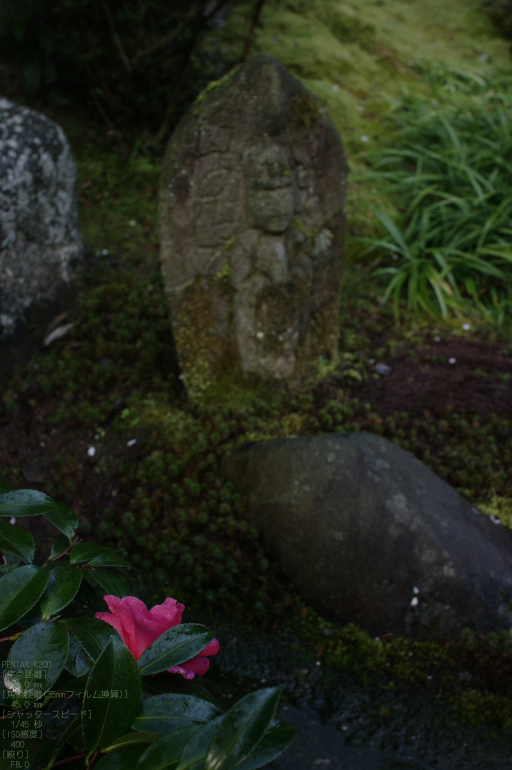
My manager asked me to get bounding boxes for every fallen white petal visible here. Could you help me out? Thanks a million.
[43,323,75,347]
[127,439,137,446]
[9,517,16,525]
[87,446,96,457]
[411,597,419,607]
[448,357,456,364]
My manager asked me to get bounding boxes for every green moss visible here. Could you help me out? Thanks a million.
[292,217,320,241]
[478,493,512,529]
[174,279,220,403]
[291,90,322,128]
[214,256,231,283]
[192,64,242,116]
[224,235,237,253]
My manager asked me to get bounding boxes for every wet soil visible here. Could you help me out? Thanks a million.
[350,337,512,421]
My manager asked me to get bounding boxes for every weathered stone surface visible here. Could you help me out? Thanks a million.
[159,54,348,400]
[223,431,512,637]
[0,98,83,343]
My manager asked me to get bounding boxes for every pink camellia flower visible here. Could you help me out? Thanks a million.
[95,595,220,680]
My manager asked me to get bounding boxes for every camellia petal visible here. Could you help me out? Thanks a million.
[170,655,211,677]
[200,638,220,657]
[168,664,197,680]
[147,597,185,627]
[95,595,219,679]
[95,611,127,643]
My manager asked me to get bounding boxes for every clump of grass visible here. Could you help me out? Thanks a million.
[357,70,512,325]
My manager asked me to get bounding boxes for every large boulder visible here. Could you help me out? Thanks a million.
[223,432,512,637]
[0,98,83,387]
[159,54,348,401]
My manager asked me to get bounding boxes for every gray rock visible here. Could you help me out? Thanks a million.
[222,431,512,637]
[0,98,83,343]
[159,54,348,401]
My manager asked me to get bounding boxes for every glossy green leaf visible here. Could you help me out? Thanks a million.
[136,725,201,770]
[65,632,84,673]
[94,744,148,770]
[4,621,68,702]
[70,543,120,564]
[41,711,82,770]
[11,737,56,770]
[176,715,297,770]
[0,565,50,632]
[40,565,83,619]
[133,693,223,734]
[138,625,215,676]
[205,688,282,770]
[76,574,111,609]
[0,519,34,562]
[235,716,296,770]
[176,716,224,770]
[14,600,43,629]
[68,617,123,662]
[103,731,162,752]
[73,644,95,678]
[140,675,220,710]
[44,503,79,539]
[0,476,13,494]
[0,489,75,526]
[87,569,132,597]
[50,534,71,559]
[0,551,21,575]
[82,634,142,752]
[88,553,132,569]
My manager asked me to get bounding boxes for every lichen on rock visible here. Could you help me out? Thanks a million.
[0,98,83,342]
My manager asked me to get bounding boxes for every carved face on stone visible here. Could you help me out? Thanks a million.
[243,143,295,234]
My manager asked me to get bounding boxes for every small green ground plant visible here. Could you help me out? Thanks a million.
[357,69,512,325]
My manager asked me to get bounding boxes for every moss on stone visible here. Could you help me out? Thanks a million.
[192,64,243,117]
[292,217,320,242]
[224,235,238,253]
[291,90,322,129]
[175,278,219,403]
[214,256,231,284]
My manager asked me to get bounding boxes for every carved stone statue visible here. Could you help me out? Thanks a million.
[159,53,349,400]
